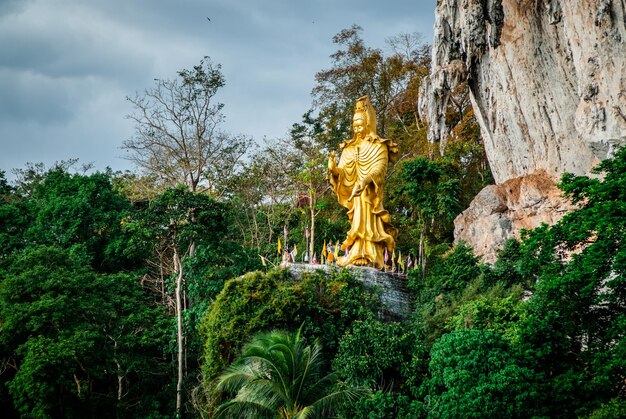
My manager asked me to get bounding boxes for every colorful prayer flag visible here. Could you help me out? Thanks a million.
[322,240,327,257]
[277,238,282,254]
[305,226,310,238]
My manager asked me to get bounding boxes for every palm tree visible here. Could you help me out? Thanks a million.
[215,328,369,418]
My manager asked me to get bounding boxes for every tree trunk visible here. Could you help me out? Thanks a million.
[174,249,184,416]
[113,340,123,401]
[309,194,315,262]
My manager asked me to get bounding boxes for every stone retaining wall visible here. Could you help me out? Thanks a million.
[282,263,412,320]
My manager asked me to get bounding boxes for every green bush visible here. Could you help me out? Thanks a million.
[199,268,379,383]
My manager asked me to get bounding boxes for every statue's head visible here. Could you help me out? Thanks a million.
[352,116,366,139]
[352,95,377,139]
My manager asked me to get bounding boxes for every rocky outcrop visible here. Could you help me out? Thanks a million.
[454,170,577,262]
[427,0,626,259]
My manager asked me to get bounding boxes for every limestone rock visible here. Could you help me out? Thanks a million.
[454,170,578,262]
[427,0,626,258]
[428,0,626,182]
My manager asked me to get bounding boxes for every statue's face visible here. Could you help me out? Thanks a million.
[353,117,366,139]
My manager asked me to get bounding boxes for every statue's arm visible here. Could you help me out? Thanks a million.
[328,152,340,177]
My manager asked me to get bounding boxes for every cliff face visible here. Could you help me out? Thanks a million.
[427,0,626,261]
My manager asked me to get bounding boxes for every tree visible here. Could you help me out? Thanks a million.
[400,157,462,275]
[215,328,369,418]
[197,268,380,416]
[333,318,413,391]
[313,26,430,151]
[0,246,170,417]
[0,170,30,260]
[22,168,138,272]
[126,186,227,414]
[426,330,540,418]
[286,112,334,261]
[506,146,626,415]
[123,57,251,195]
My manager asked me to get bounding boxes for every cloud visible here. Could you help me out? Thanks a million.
[0,0,436,175]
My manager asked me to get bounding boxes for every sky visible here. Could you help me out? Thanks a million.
[0,0,436,177]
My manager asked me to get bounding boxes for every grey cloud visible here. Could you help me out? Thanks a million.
[0,0,436,176]
[0,69,76,123]
[0,0,32,18]
[0,5,155,84]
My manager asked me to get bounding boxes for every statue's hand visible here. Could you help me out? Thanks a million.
[328,152,338,174]
[348,181,366,201]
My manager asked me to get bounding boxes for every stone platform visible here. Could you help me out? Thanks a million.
[282,263,412,320]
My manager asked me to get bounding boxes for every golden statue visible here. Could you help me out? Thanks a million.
[328,95,397,269]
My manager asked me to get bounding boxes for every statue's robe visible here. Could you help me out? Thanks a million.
[330,135,396,269]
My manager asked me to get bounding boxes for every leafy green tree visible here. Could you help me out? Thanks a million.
[409,243,519,350]
[19,168,137,272]
[0,171,31,259]
[400,157,462,274]
[345,390,421,419]
[197,268,380,416]
[200,269,378,383]
[313,25,430,150]
[0,246,170,417]
[587,398,626,419]
[425,330,540,418]
[508,147,626,415]
[215,328,368,418]
[126,186,227,414]
[448,293,523,341]
[333,318,413,390]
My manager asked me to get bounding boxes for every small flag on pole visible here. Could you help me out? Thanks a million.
[407,255,413,269]
[305,226,310,238]
[322,240,327,258]
[384,247,389,263]
[277,238,282,254]
[312,253,318,264]
[259,255,266,267]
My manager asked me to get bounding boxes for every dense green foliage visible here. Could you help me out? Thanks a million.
[0,246,171,417]
[200,269,378,383]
